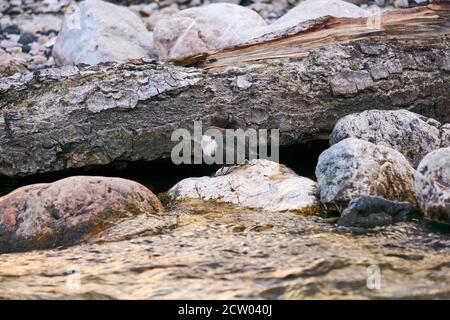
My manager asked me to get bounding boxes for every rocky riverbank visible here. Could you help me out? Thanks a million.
[0,0,449,299]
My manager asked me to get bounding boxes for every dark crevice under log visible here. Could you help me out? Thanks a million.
[0,140,329,196]
[0,4,449,177]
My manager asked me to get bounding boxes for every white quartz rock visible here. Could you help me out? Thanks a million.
[169,159,320,213]
[53,0,155,66]
[316,138,417,207]
[153,3,267,60]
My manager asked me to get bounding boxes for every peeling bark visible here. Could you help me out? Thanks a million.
[0,4,449,177]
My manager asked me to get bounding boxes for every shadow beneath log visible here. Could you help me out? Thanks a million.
[0,140,330,197]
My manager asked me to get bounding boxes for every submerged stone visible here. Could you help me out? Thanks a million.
[339,195,420,228]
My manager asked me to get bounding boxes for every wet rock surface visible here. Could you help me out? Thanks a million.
[330,109,447,168]
[316,138,417,208]
[0,176,163,253]
[339,195,420,228]
[415,147,450,225]
[169,159,320,213]
[0,201,448,299]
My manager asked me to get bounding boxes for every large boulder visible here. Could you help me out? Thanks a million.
[273,0,369,28]
[0,176,163,253]
[53,0,155,66]
[169,159,320,213]
[415,147,450,225]
[153,3,267,60]
[330,110,446,168]
[315,138,417,208]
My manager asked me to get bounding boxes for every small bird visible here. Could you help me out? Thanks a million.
[197,125,251,166]
[200,134,218,158]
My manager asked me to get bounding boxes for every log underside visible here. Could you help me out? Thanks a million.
[0,4,449,177]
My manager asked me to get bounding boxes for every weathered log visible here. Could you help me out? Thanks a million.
[0,4,449,177]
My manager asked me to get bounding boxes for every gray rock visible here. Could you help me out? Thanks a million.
[330,110,445,168]
[415,147,450,225]
[53,0,155,66]
[316,138,417,208]
[169,159,320,213]
[339,195,420,228]
[0,176,163,253]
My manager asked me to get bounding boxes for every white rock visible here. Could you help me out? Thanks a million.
[316,138,417,207]
[330,110,444,168]
[169,159,320,213]
[13,14,62,34]
[153,3,267,60]
[273,0,369,28]
[415,147,450,225]
[53,0,154,66]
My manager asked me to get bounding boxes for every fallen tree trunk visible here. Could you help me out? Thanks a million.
[0,4,449,177]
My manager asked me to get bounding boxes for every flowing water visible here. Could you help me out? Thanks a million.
[0,200,449,299]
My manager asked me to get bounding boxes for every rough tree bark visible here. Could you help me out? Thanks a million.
[0,4,449,177]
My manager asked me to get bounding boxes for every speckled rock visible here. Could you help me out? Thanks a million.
[316,138,417,208]
[153,3,267,59]
[330,110,445,168]
[441,124,450,148]
[53,0,155,66]
[0,176,163,253]
[273,0,369,28]
[415,147,450,225]
[169,159,320,213]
